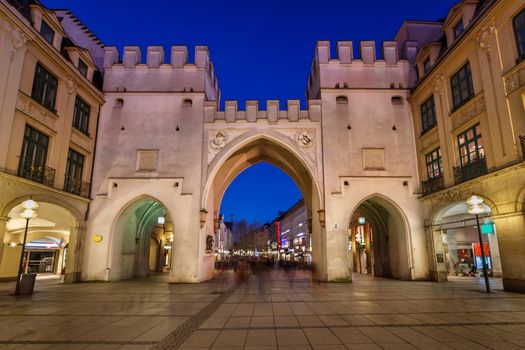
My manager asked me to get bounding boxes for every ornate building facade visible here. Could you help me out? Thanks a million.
[0,0,104,282]
[1,0,525,291]
[409,0,525,292]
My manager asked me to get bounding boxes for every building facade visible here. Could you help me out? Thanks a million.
[83,31,427,283]
[1,0,524,291]
[409,0,525,292]
[0,0,104,282]
[277,200,311,263]
[215,215,233,260]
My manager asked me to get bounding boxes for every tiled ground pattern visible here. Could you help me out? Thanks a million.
[0,271,525,349]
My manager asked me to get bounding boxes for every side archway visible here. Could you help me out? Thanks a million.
[430,195,503,279]
[1,197,80,281]
[347,194,412,280]
[108,196,173,281]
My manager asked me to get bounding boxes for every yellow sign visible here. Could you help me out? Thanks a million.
[93,235,103,243]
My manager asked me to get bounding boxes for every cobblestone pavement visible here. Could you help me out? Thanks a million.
[0,270,525,349]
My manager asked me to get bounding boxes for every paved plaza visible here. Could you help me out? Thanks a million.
[0,270,525,349]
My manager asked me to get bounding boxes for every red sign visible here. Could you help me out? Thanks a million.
[473,242,490,257]
[276,221,281,250]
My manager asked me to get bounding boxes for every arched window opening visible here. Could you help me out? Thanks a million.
[182,99,193,107]
[391,96,403,105]
[336,96,349,104]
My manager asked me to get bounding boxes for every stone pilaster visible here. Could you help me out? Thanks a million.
[0,23,28,169]
[63,226,85,283]
[492,213,525,292]
[0,216,8,270]
[426,225,448,282]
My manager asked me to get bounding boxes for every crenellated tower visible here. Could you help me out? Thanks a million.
[307,40,418,100]
[85,38,429,285]
[102,45,220,101]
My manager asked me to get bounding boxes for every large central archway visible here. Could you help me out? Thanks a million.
[203,134,325,278]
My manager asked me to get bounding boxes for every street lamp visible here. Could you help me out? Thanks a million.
[15,199,38,295]
[466,195,490,293]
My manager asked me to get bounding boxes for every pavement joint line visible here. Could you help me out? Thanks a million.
[0,314,197,317]
[196,321,525,329]
[0,340,158,345]
[152,284,238,350]
[1,310,524,316]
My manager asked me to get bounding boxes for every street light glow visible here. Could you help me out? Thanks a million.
[20,208,37,220]
[21,199,38,210]
[466,195,483,206]
[467,204,485,215]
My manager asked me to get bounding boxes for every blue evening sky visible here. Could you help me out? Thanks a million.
[43,0,458,222]
[221,162,302,224]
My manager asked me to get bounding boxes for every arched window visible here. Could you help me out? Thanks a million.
[336,96,348,104]
[391,96,403,105]
[115,98,124,107]
[182,99,193,107]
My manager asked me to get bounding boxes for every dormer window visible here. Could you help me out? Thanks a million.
[78,59,88,78]
[40,21,54,45]
[454,20,464,39]
[423,58,431,74]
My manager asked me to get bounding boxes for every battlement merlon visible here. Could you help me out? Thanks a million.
[306,40,418,99]
[102,45,220,102]
[204,99,321,123]
[314,40,404,65]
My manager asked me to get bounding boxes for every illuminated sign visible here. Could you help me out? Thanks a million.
[480,224,494,234]
[26,242,59,249]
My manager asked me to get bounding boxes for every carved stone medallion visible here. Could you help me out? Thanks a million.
[210,130,228,150]
[295,130,314,147]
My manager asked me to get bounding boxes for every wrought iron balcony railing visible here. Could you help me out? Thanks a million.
[422,175,444,196]
[64,176,90,198]
[454,156,488,185]
[18,163,56,187]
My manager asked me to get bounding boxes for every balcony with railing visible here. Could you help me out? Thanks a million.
[63,176,90,198]
[454,156,488,185]
[422,175,444,196]
[18,163,56,187]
